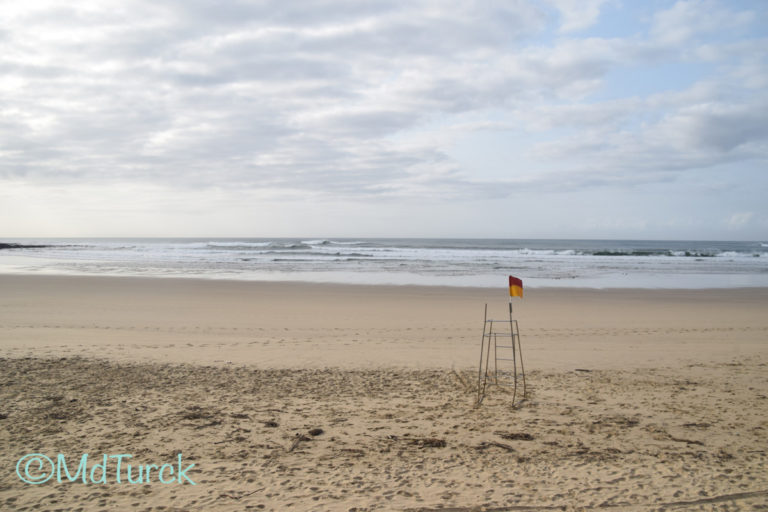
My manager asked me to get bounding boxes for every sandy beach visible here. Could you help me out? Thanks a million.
[1,275,767,510]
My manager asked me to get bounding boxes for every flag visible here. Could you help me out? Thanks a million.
[509,276,523,298]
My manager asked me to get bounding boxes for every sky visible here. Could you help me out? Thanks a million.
[1,0,767,240]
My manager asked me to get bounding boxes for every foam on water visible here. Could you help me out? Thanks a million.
[1,238,767,288]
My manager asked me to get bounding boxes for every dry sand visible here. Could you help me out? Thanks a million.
[1,274,767,511]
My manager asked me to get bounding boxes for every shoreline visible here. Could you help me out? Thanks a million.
[4,269,768,290]
[3,264,768,289]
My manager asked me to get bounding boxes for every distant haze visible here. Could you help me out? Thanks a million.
[1,1,766,240]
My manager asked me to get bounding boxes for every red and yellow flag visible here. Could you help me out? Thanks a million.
[509,276,523,298]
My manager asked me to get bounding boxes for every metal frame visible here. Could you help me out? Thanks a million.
[476,302,526,406]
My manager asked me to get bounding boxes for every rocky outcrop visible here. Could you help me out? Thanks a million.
[0,242,52,250]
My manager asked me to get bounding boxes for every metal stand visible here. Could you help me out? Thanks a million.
[476,302,526,406]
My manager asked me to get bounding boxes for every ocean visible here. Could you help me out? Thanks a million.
[1,238,767,289]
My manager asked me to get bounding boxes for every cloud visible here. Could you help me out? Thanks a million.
[726,212,754,230]
[546,0,611,33]
[661,101,768,153]
[0,0,766,215]
[651,0,754,45]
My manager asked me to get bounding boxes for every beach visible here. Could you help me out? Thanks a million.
[1,275,767,510]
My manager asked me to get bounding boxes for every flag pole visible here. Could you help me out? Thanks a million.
[508,275,525,403]
[509,289,517,404]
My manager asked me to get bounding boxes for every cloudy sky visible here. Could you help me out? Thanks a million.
[1,0,766,239]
